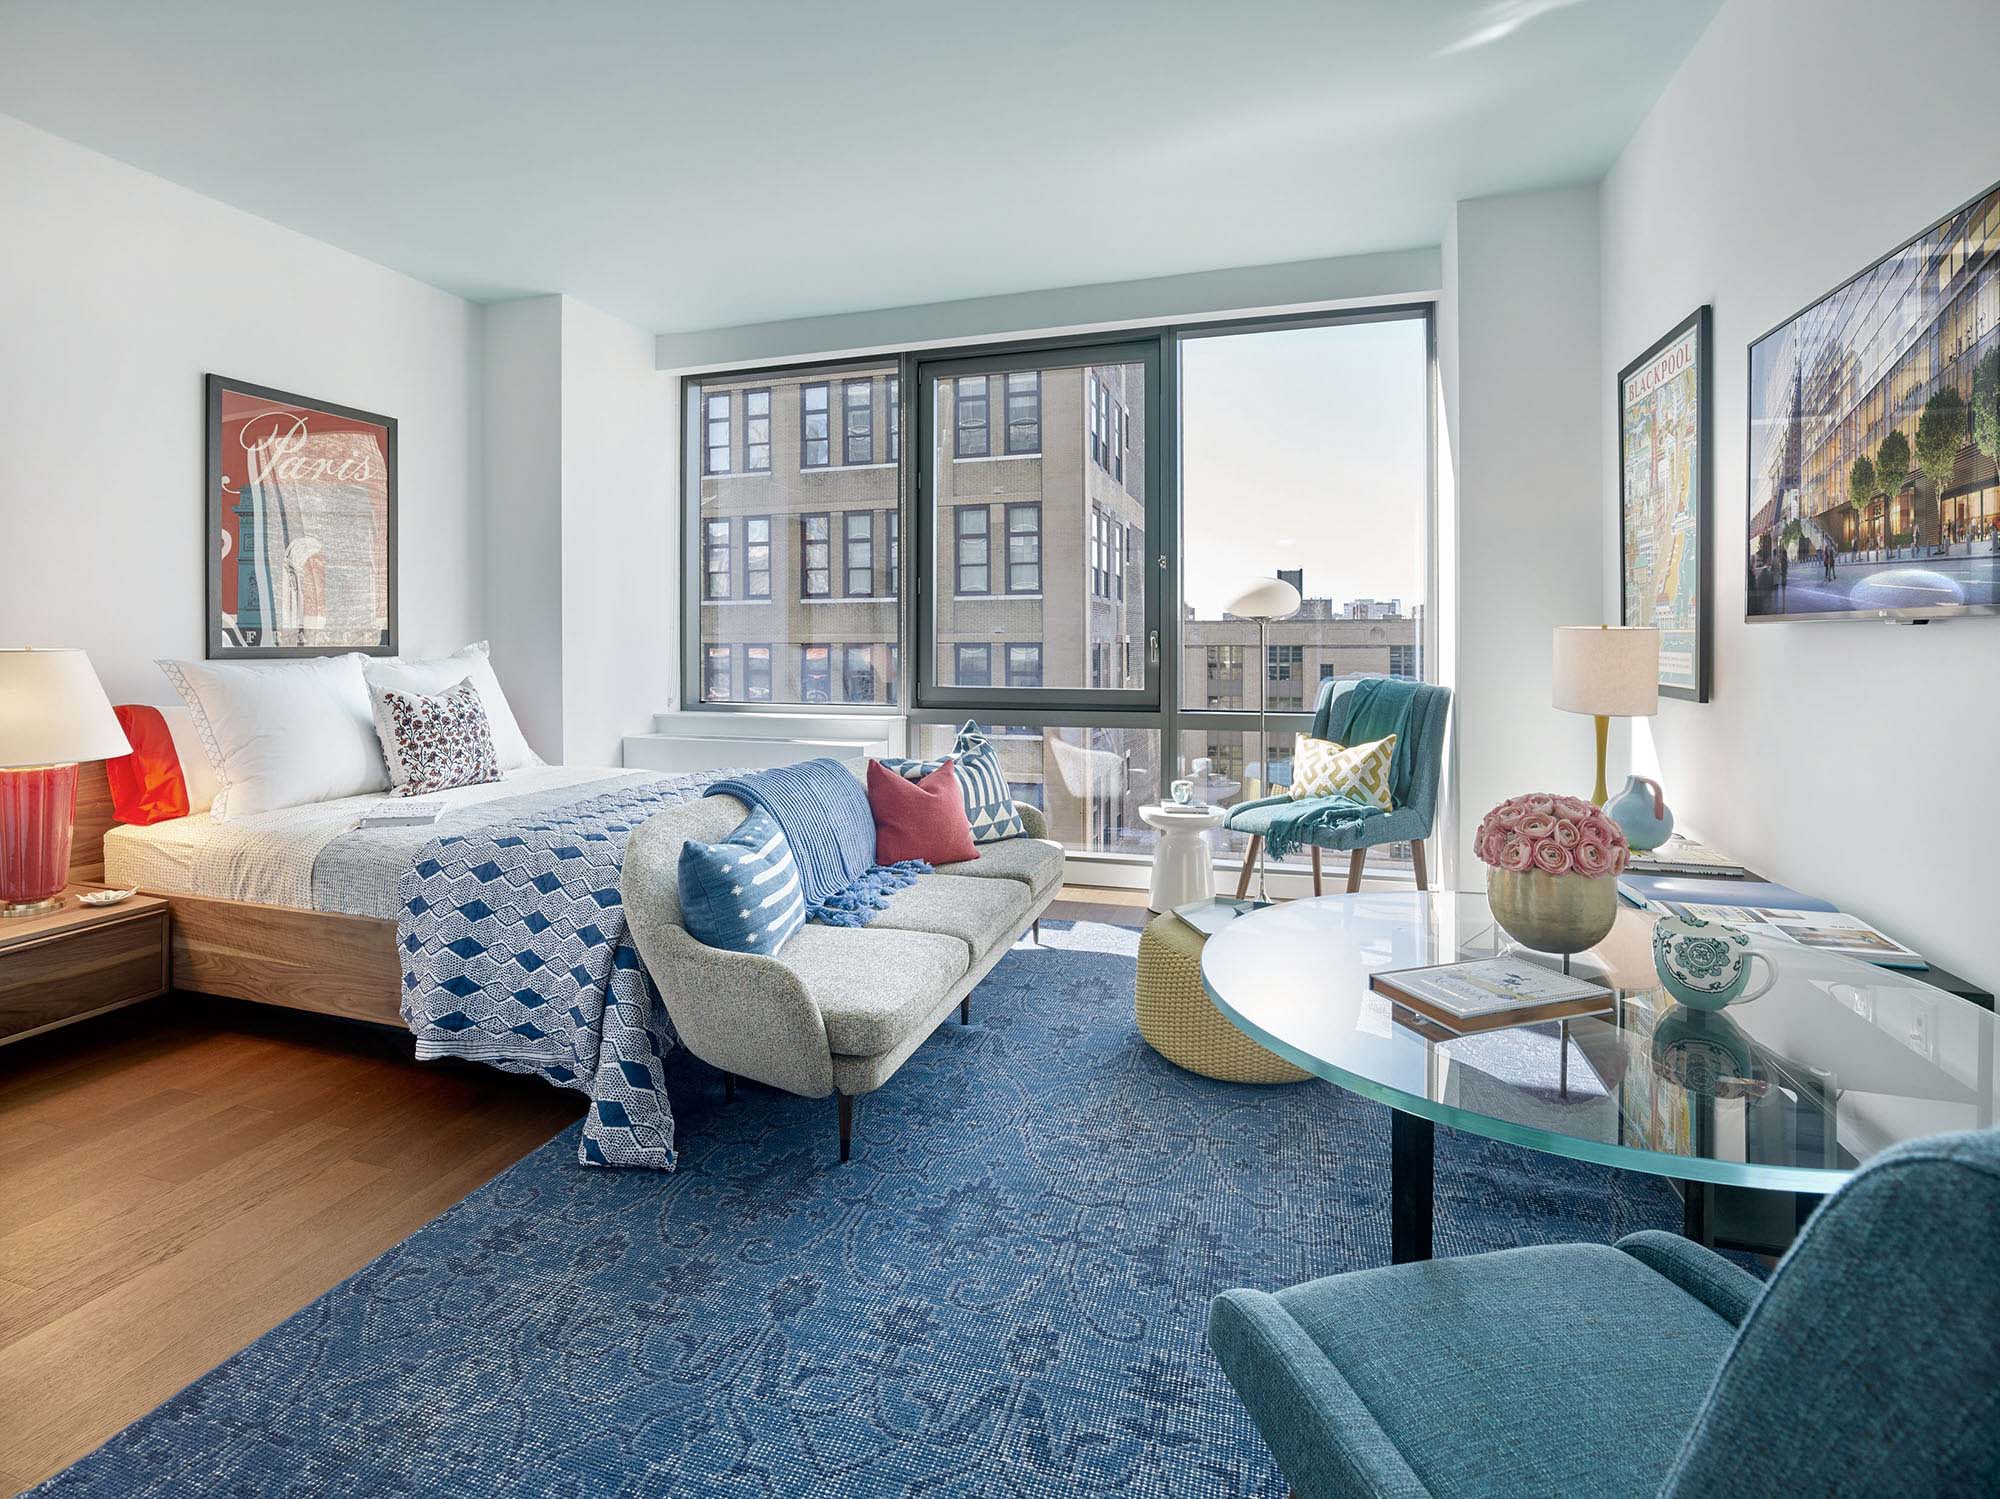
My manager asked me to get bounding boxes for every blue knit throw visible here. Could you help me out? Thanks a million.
[706,758,929,928]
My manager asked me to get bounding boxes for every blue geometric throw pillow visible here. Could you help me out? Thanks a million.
[881,720,1025,844]
[677,809,806,954]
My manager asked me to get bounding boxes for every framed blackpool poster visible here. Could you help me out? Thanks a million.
[205,374,398,658]
[1618,306,1711,702]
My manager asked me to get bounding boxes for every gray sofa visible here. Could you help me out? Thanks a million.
[623,796,1063,1160]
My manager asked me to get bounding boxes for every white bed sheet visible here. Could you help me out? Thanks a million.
[103,765,634,913]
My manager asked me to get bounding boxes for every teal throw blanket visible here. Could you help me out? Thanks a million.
[1258,677,1421,858]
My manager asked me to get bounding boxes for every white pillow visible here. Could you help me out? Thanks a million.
[157,654,389,820]
[362,643,540,771]
[158,704,221,815]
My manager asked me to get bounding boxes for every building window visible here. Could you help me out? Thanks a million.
[843,644,876,703]
[744,645,772,702]
[1005,643,1043,688]
[743,388,771,472]
[844,378,873,465]
[1389,644,1418,678]
[801,513,831,597]
[1087,374,1102,467]
[955,505,990,595]
[744,515,771,598]
[886,508,899,598]
[703,644,731,701]
[845,511,873,597]
[1005,372,1041,454]
[955,642,992,686]
[801,644,831,704]
[1006,503,1041,593]
[1267,644,1305,710]
[1089,507,1108,597]
[801,383,830,468]
[703,518,731,600]
[955,376,990,458]
[888,643,899,706]
[1112,520,1125,601]
[1114,402,1127,484]
[887,376,900,461]
[704,393,731,475]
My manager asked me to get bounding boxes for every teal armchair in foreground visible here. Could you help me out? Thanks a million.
[1227,677,1452,895]
[1207,1127,2000,1498]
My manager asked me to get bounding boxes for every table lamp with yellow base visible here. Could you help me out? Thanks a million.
[1552,625,1658,806]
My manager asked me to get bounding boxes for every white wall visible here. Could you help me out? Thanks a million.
[1441,186,1607,878]
[1600,0,2000,991]
[559,298,675,765]
[481,295,566,759]
[0,112,483,705]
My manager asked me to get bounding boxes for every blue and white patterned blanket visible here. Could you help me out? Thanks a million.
[397,772,723,1170]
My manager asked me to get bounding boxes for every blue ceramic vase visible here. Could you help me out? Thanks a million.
[1607,775,1674,851]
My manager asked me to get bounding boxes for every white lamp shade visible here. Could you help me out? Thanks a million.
[1224,576,1303,622]
[0,649,132,766]
[1552,626,1659,718]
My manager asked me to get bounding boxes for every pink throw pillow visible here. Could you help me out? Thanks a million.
[867,758,977,865]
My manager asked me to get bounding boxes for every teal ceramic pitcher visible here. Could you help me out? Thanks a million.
[1607,774,1673,851]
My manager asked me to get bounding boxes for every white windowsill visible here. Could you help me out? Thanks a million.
[802,461,897,473]
[802,595,898,605]
[952,452,1042,464]
[952,592,1043,602]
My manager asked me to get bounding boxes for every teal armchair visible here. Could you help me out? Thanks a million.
[1226,677,1452,895]
[1207,1126,2000,1498]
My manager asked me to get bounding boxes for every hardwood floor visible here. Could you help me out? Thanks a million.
[0,886,1147,1491]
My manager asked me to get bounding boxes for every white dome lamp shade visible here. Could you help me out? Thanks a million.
[0,648,132,916]
[1222,577,1302,905]
[1552,625,1659,806]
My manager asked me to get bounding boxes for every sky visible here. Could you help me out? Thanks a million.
[1179,317,1429,618]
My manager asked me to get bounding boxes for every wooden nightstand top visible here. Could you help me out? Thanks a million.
[0,887,169,953]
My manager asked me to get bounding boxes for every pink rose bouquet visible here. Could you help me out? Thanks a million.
[1474,793,1629,879]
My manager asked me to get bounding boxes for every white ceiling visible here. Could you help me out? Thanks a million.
[0,0,1720,335]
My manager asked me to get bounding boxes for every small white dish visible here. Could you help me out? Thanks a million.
[78,888,139,907]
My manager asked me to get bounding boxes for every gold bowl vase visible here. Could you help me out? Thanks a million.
[1486,868,1618,956]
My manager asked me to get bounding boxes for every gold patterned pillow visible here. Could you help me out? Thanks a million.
[1289,733,1395,810]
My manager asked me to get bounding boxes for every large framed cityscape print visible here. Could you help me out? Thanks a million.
[1747,180,2000,622]
[205,375,398,658]
[1619,305,1711,701]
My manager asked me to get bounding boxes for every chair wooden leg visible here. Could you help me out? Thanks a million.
[959,995,970,1025]
[1310,846,1323,897]
[1346,849,1366,894]
[837,1093,854,1163]
[1411,838,1429,891]
[1234,836,1262,899]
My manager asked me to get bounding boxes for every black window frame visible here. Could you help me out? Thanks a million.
[954,375,990,458]
[744,514,771,599]
[844,378,874,466]
[800,643,832,704]
[702,517,732,600]
[1005,501,1042,594]
[1004,370,1041,455]
[704,391,731,475]
[703,642,731,701]
[954,642,992,687]
[844,511,874,597]
[744,644,773,702]
[800,512,832,598]
[955,504,991,596]
[801,383,831,468]
[1005,642,1043,689]
[842,643,877,703]
[887,375,901,461]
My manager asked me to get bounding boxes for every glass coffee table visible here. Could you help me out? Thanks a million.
[1201,892,1996,1263]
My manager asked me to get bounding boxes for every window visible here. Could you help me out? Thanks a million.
[801,513,831,597]
[955,506,990,595]
[1088,374,1104,467]
[1005,371,1041,454]
[744,645,772,702]
[1112,520,1125,601]
[886,508,899,598]
[844,379,873,465]
[845,511,873,597]
[1267,644,1304,711]
[703,518,731,599]
[703,644,731,701]
[801,383,830,468]
[1389,644,1418,679]
[1114,402,1127,484]
[954,376,989,458]
[887,376,901,461]
[1006,503,1041,593]
[843,644,876,703]
[704,393,731,475]
[800,644,831,703]
[744,515,771,598]
[1006,643,1043,688]
[1089,507,1109,597]
[954,643,992,686]
[689,361,899,707]
[744,389,771,472]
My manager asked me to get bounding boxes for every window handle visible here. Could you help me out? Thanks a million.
[1148,630,1160,666]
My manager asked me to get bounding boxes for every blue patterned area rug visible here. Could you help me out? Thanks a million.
[35,921,1680,1498]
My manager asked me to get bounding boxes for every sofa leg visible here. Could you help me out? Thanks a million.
[837,1093,853,1163]
[1234,836,1262,899]
[959,995,970,1025]
[723,1071,736,1102]
[1032,917,1041,944]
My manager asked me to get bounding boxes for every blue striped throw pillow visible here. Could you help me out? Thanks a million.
[677,809,807,954]
[882,721,1025,844]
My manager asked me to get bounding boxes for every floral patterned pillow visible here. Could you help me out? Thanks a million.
[369,678,502,796]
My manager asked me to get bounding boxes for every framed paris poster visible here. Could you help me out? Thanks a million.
[1618,305,1712,702]
[205,374,398,658]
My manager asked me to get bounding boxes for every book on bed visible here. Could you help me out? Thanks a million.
[356,801,447,828]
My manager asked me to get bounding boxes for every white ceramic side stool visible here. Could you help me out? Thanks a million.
[1138,803,1228,913]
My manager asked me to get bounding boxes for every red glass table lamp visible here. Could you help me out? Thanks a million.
[0,648,131,916]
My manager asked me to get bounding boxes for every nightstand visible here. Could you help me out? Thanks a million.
[0,888,170,1046]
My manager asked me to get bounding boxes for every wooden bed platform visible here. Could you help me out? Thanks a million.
[72,762,406,1028]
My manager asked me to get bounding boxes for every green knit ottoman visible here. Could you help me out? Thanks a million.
[1135,913,1309,1084]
